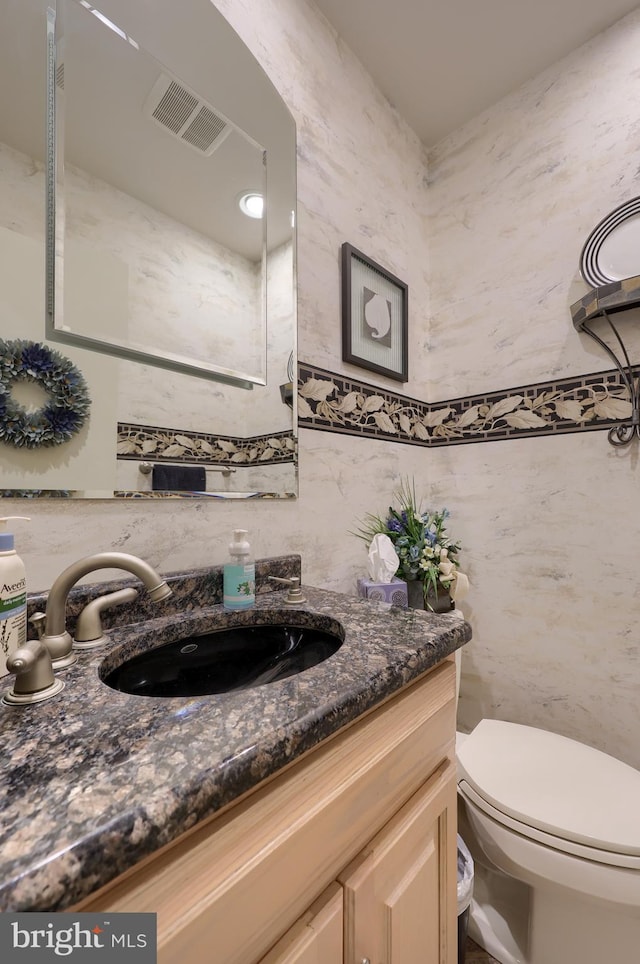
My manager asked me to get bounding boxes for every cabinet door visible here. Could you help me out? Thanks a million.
[259,883,343,964]
[339,761,457,964]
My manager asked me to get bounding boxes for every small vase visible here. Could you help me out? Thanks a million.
[406,580,453,613]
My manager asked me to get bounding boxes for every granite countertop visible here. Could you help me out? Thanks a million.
[0,558,471,912]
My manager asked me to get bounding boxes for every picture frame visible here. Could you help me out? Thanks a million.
[341,242,408,382]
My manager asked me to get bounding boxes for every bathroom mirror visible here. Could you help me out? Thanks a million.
[0,0,297,499]
[49,0,274,387]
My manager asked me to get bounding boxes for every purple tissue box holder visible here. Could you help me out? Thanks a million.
[357,576,408,608]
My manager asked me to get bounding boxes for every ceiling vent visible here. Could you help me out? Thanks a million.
[144,74,231,156]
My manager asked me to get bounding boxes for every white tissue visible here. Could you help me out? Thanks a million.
[367,533,400,583]
[450,570,470,602]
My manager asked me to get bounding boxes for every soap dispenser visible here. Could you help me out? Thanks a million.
[223,529,256,611]
[0,516,30,678]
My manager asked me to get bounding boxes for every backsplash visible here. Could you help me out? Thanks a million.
[299,361,636,446]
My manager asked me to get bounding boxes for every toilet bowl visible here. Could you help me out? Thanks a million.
[455,719,640,964]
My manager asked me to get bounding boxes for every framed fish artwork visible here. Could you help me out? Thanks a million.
[341,243,408,382]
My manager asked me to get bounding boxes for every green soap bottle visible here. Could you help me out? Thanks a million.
[223,529,256,611]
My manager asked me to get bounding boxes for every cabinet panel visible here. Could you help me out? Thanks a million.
[340,761,457,964]
[259,883,343,964]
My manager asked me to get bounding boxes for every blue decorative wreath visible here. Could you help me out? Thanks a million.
[0,339,91,449]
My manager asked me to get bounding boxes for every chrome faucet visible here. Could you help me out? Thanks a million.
[32,552,172,668]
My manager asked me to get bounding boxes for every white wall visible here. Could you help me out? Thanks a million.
[427,7,640,767]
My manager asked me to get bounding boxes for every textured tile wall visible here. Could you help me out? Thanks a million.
[425,6,640,767]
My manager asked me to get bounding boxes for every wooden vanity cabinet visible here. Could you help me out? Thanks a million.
[338,762,455,964]
[263,762,455,964]
[75,656,458,964]
[258,883,344,964]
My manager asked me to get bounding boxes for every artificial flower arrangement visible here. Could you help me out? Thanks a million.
[354,478,469,608]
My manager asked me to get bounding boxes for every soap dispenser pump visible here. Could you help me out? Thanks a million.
[223,529,256,611]
[0,516,31,678]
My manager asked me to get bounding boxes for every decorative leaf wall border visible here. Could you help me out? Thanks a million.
[117,423,296,467]
[298,362,638,447]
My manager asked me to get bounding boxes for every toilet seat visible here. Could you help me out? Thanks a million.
[458,779,640,869]
[457,719,640,869]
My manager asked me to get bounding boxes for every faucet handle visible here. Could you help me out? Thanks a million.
[73,587,139,650]
[268,576,306,605]
[28,611,47,639]
[2,639,64,706]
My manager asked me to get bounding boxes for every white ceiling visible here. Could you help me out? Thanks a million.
[313,0,640,146]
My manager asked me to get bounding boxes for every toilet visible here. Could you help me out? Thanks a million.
[451,644,640,964]
[455,720,640,964]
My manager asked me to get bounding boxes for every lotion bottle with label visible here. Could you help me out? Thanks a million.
[223,529,256,611]
[0,516,30,678]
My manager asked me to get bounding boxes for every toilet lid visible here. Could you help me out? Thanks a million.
[457,719,640,858]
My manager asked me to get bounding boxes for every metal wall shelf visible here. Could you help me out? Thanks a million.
[570,275,640,445]
[571,274,640,330]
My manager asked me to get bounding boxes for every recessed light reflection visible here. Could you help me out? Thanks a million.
[238,191,264,219]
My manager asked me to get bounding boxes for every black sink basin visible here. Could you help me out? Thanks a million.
[101,619,344,697]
